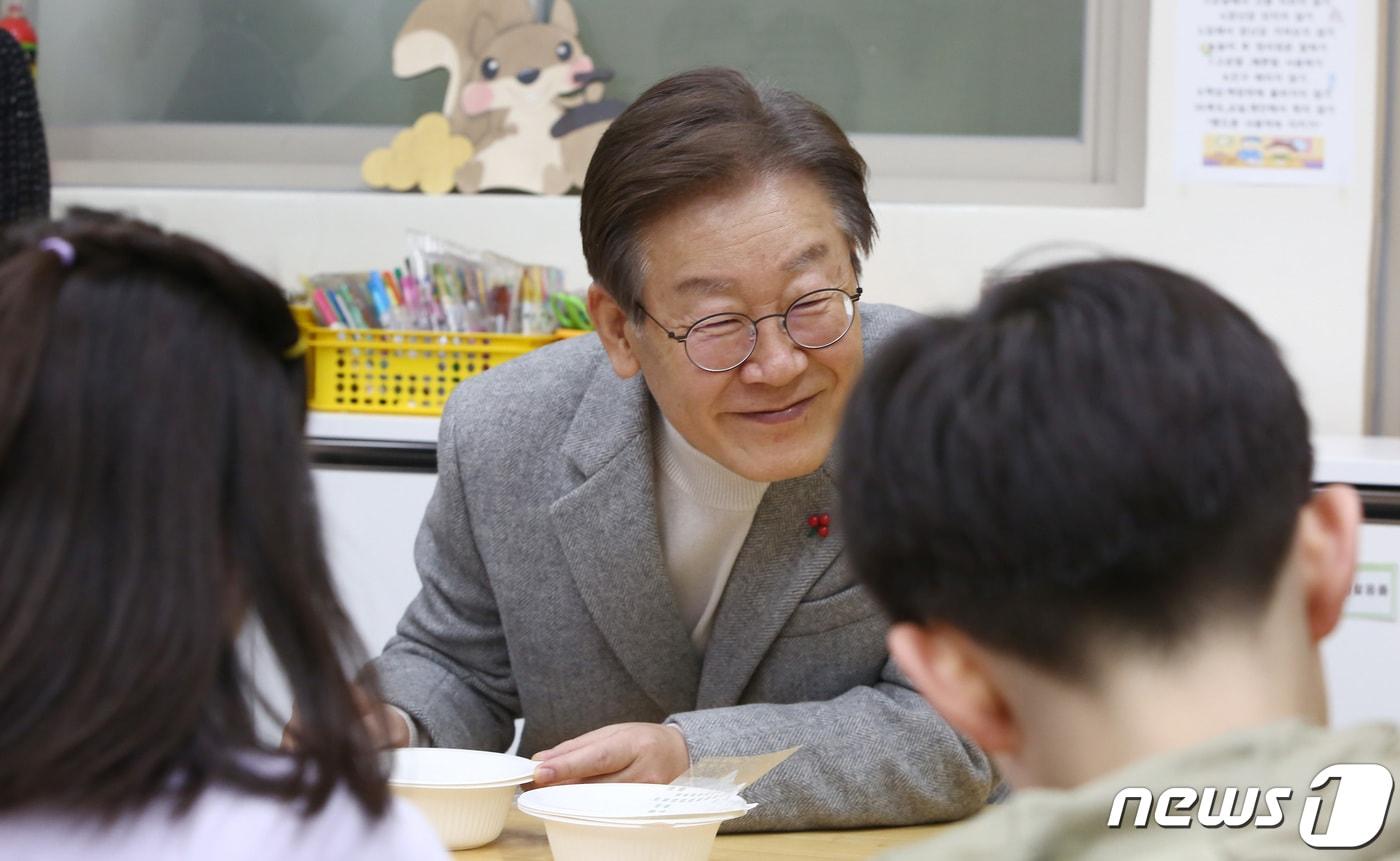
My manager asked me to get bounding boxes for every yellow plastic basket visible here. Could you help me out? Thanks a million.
[295,306,562,416]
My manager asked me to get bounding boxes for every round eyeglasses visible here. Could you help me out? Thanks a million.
[639,285,862,373]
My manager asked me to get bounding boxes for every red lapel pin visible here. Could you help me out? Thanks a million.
[806,513,831,539]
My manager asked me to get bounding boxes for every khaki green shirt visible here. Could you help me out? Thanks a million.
[885,721,1400,860]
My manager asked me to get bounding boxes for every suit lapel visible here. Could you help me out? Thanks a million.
[551,305,904,715]
[696,306,905,708]
[550,364,700,717]
[696,465,843,709]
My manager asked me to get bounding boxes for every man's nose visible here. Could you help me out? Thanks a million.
[738,317,807,386]
[517,68,540,85]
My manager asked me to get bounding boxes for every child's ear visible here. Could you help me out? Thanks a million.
[1296,484,1363,642]
[588,283,641,379]
[470,14,499,57]
[887,622,1020,756]
[549,0,579,35]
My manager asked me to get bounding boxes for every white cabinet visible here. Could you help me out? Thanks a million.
[1322,522,1400,728]
[1316,437,1400,728]
[313,467,439,660]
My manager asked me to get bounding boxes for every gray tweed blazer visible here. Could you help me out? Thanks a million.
[370,302,998,831]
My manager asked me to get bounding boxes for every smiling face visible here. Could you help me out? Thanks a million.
[590,172,865,483]
[460,24,594,116]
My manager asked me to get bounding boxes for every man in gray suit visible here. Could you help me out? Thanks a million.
[365,67,998,830]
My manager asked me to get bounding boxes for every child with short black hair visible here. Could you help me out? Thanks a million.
[838,258,1400,858]
[0,212,445,859]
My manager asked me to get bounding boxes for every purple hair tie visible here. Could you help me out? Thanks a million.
[39,237,75,267]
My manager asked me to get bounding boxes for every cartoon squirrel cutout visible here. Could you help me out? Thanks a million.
[392,0,625,195]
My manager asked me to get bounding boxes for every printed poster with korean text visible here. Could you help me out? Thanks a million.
[1175,0,1357,186]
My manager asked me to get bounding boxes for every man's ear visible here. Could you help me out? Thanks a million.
[887,622,1020,756]
[1295,484,1362,642]
[588,283,641,379]
[549,0,579,35]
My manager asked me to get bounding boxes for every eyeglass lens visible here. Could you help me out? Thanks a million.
[684,289,855,372]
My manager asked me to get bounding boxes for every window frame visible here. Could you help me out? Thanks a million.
[1367,0,1398,432]
[855,0,1148,205]
[48,0,1148,207]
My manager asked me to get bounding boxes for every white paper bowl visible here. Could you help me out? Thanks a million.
[391,782,517,850]
[518,783,750,820]
[388,748,535,850]
[518,784,751,861]
[540,816,725,861]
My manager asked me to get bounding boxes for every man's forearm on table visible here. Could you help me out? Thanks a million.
[666,684,996,832]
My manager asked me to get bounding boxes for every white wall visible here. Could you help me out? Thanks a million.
[52,0,1385,432]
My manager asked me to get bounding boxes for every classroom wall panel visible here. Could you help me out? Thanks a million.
[53,0,1385,433]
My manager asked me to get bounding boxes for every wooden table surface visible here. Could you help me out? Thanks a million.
[450,808,949,860]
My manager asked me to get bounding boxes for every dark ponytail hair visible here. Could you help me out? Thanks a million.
[0,211,389,818]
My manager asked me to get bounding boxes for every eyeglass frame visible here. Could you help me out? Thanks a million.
[637,284,863,373]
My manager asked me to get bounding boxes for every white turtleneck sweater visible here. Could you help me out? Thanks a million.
[653,416,770,651]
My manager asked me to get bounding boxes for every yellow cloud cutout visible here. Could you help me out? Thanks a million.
[362,112,475,195]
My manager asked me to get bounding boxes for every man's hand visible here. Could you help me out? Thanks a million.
[531,722,689,786]
[280,685,412,751]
